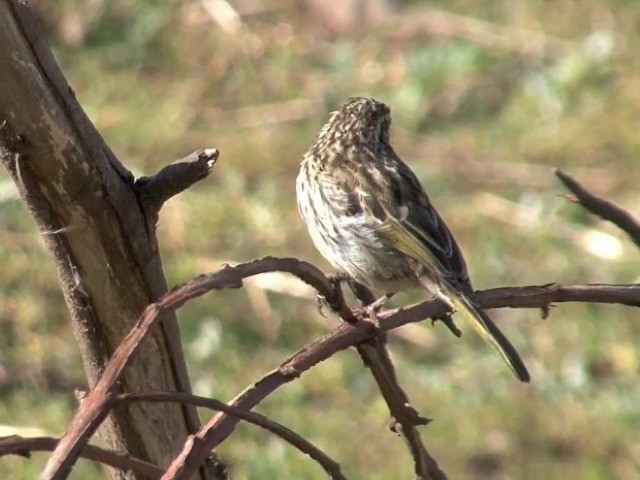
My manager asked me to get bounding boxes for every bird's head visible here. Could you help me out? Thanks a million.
[317,97,392,150]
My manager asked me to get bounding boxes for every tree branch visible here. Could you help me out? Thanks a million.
[41,258,343,479]
[162,278,640,479]
[0,436,163,478]
[0,2,223,478]
[556,169,640,248]
[356,341,445,480]
[343,280,444,479]
[110,392,346,480]
[476,283,640,309]
[42,254,640,478]
[136,148,219,216]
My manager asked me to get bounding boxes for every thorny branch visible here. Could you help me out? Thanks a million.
[344,280,443,480]
[0,435,163,478]
[42,254,640,479]
[36,168,640,479]
[110,392,346,480]
[355,340,443,480]
[41,258,343,479]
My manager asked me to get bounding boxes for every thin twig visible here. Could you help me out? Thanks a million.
[41,257,348,479]
[345,280,443,479]
[477,283,640,309]
[356,341,444,480]
[0,435,163,478]
[110,392,346,480]
[43,256,640,478]
[556,169,640,249]
[162,283,640,478]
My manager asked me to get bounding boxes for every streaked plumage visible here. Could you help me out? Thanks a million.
[296,97,529,382]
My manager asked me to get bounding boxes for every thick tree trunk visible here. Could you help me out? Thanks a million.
[0,2,221,478]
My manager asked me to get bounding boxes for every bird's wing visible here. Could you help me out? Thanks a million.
[350,158,471,289]
[330,153,530,382]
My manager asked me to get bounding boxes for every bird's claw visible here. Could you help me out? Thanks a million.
[368,294,390,312]
[353,295,389,326]
[315,294,328,318]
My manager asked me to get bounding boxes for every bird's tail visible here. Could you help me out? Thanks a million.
[446,290,530,382]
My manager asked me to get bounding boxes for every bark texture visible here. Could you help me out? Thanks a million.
[0,2,221,478]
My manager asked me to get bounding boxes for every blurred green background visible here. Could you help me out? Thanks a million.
[1,0,640,478]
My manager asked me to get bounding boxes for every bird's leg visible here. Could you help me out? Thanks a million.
[327,271,353,285]
[368,292,395,312]
[346,280,376,306]
[320,272,353,315]
[361,292,396,325]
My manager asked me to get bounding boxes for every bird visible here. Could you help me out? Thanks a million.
[296,96,530,382]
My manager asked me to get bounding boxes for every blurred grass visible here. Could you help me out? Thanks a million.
[1,0,640,478]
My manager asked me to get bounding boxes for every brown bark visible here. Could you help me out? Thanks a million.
[0,2,222,479]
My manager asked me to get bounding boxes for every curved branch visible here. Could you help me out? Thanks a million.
[111,392,346,480]
[0,435,163,478]
[160,281,640,478]
[43,255,640,479]
[556,169,640,248]
[42,257,338,479]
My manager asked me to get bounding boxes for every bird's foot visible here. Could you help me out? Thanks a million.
[327,272,353,286]
[354,294,391,325]
[315,294,328,318]
[320,272,353,315]
[368,293,392,312]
